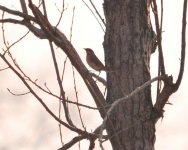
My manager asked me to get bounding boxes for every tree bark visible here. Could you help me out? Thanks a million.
[103,0,156,149]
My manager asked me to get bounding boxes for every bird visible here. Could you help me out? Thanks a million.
[84,48,106,71]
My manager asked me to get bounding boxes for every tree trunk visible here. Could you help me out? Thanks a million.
[103,0,156,149]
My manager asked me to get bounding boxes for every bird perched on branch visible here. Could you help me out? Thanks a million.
[84,48,106,71]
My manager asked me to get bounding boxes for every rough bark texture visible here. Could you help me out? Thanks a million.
[103,0,156,149]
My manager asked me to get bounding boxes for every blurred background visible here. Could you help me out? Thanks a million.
[0,0,187,149]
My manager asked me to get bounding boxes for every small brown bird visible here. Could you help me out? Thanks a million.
[84,48,106,71]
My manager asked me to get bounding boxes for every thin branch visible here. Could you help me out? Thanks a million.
[58,123,64,146]
[0,66,9,71]
[0,5,36,22]
[0,18,47,39]
[151,0,166,75]
[70,6,75,43]
[89,0,106,26]
[69,6,86,130]
[28,0,107,118]
[1,13,29,58]
[7,88,30,96]
[90,72,106,86]
[58,135,87,150]
[99,75,167,142]
[41,0,75,127]
[0,53,86,135]
[72,65,86,130]
[58,125,109,150]
[55,0,67,28]
[160,0,163,32]
[153,76,174,121]
[4,30,30,55]
[20,0,28,14]
[41,0,64,145]
[16,71,100,110]
[1,12,9,49]
[81,0,105,32]
[173,0,187,92]
[156,0,164,101]
[28,77,100,110]
[0,18,22,24]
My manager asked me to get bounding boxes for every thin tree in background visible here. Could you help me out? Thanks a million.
[0,0,187,149]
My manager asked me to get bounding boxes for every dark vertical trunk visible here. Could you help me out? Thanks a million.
[103,0,156,149]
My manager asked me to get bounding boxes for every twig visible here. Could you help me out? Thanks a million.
[58,135,86,150]
[70,6,75,43]
[0,66,9,71]
[55,0,67,28]
[0,5,36,22]
[69,6,86,130]
[99,75,167,143]
[0,53,86,135]
[1,11,30,55]
[28,0,107,118]
[40,0,75,127]
[89,72,106,86]
[31,78,100,110]
[173,0,187,92]
[156,0,164,100]
[0,18,47,39]
[151,0,166,75]
[20,0,28,14]
[4,30,30,55]
[89,0,106,26]
[1,12,9,49]
[81,0,105,32]
[160,0,163,32]
[7,88,30,96]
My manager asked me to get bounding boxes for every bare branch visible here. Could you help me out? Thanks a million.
[99,75,167,142]
[41,0,75,127]
[153,76,174,120]
[81,0,105,32]
[89,0,106,26]
[28,1,107,118]
[0,53,86,135]
[153,0,187,116]
[0,18,47,39]
[70,6,75,43]
[151,0,166,75]
[160,0,163,32]
[90,72,107,86]
[68,5,86,130]
[28,77,100,110]
[7,88,30,96]
[0,5,36,22]
[0,66,9,71]
[20,0,28,14]
[55,0,67,28]
[173,0,187,92]
[58,135,86,150]
[4,30,30,55]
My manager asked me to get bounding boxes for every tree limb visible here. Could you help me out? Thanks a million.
[20,0,28,14]
[0,53,87,135]
[0,5,36,22]
[99,75,167,143]
[27,0,107,118]
[173,0,187,92]
[151,0,166,75]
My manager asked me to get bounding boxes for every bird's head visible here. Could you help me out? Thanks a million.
[84,48,94,55]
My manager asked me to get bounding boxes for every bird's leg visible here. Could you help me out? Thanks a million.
[94,71,101,83]
[98,71,101,76]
